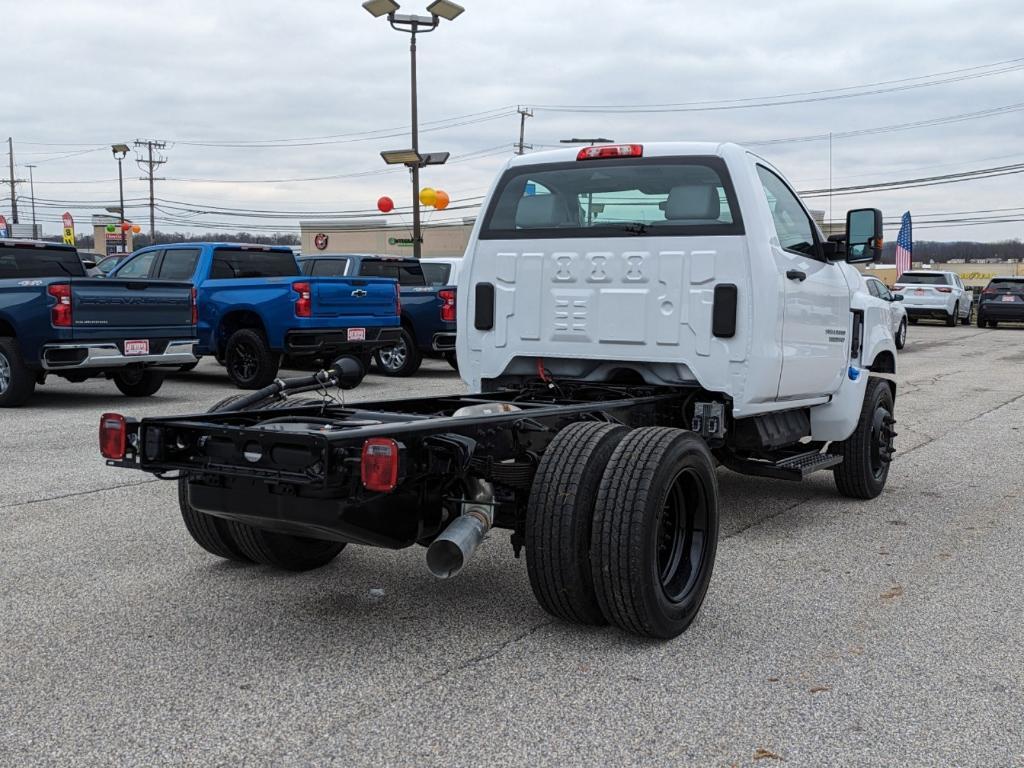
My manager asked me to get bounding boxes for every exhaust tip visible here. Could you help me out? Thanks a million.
[426,539,466,579]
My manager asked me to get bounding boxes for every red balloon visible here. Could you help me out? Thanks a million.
[121,222,131,231]
[377,196,394,213]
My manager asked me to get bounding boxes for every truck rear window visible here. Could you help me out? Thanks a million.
[479,156,743,240]
[0,245,86,278]
[421,262,452,284]
[359,260,426,286]
[898,273,949,285]
[210,248,298,279]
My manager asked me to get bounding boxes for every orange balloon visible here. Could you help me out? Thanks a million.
[132,224,141,234]
[433,190,450,210]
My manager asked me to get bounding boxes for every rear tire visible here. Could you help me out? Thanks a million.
[832,378,895,500]
[895,319,907,350]
[591,427,719,639]
[374,327,422,377]
[977,312,987,329]
[960,305,972,325]
[225,328,280,389]
[990,320,999,329]
[227,523,346,572]
[0,337,36,408]
[113,369,165,397]
[946,304,958,327]
[525,422,629,626]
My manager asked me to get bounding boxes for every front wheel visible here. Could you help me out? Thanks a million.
[224,328,280,389]
[374,327,422,377]
[113,369,165,397]
[591,427,719,639]
[832,378,896,499]
[895,319,907,350]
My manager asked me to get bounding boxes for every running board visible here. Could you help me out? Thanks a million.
[721,450,843,482]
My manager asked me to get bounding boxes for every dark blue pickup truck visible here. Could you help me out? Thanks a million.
[297,254,456,377]
[110,243,401,389]
[0,239,196,407]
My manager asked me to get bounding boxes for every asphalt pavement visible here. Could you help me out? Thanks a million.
[2,325,1023,767]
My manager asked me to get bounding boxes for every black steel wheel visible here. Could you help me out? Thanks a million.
[113,368,165,397]
[227,523,346,572]
[0,337,35,408]
[373,327,422,377]
[895,319,907,350]
[591,427,719,639]
[525,421,629,625]
[832,378,896,499]
[224,328,280,389]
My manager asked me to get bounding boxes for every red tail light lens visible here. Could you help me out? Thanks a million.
[361,438,401,493]
[191,286,198,325]
[48,283,73,327]
[439,289,456,322]
[577,144,643,161]
[936,286,953,293]
[293,281,312,317]
[99,413,127,460]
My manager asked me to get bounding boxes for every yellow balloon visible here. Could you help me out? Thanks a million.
[419,187,437,207]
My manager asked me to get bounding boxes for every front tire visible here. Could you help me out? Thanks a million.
[832,378,895,500]
[895,319,907,350]
[374,327,422,377]
[526,422,628,625]
[113,369,165,397]
[0,337,36,408]
[224,328,280,389]
[227,523,345,571]
[591,427,719,639]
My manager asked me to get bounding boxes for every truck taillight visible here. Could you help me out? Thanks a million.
[48,283,73,327]
[99,413,127,460]
[191,286,198,325]
[361,438,402,493]
[293,281,312,317]
[439,289,456,322]
[577,144,643,161]
[936,286,953,293]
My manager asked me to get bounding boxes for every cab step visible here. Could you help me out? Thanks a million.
[721,450,843,482]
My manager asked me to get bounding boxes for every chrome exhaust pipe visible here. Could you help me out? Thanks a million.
[426,479,494,579]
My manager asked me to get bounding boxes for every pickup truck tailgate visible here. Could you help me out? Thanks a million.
[312,277,397,319]
[72,278,193,330]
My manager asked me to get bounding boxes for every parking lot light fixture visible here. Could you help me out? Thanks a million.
[111,144,130,249]
[362,0,400,18]
[426,0,464,20]
[381,149,423,165]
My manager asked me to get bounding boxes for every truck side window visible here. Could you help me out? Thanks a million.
[756,166,819,259]
[118,250,160,278]
[157,249,200,281]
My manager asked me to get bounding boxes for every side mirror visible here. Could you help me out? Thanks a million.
[845,208,884,263]
[891,294,904,302]
[82,260,97,269]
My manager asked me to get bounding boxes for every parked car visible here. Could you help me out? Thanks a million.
[864,275,907,349]
[94,254,124,276]
[0,238,197,407]
[420,257,464,287]
[893,270,972,326]
[977,277,1024,328]
[297,253,457,376]
[103,141,895,640]
[108,243,401,389]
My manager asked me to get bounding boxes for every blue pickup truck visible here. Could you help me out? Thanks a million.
[0,239,197,407]
[109,243,401,389]
[297,254,456,377]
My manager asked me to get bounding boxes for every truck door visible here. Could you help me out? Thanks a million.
[755,165,849,399]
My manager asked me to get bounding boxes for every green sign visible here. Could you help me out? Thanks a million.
[387,237,414,247]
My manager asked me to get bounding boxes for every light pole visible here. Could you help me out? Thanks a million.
[25,164,37,237]
[112,144,129,253]
[363,0,464,259]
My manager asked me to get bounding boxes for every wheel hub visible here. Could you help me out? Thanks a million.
[656,468,709,604]
[870,407,897,479]
[379,339,407,371]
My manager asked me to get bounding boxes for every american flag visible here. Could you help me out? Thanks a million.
[895,211,913,277]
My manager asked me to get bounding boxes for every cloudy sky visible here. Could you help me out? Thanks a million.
[6,0,1024,241]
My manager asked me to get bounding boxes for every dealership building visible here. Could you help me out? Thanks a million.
[299,219,473,258]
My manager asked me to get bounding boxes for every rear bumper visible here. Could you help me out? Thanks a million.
[40,339,198,370]
[284,327,402,357]
[978,302,1024,320]
[431,332,456,352]
[905,306,954,319]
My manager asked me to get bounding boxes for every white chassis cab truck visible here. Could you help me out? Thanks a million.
[102,142,897,640]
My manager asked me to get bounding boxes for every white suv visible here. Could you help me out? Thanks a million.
[894,270,972,326]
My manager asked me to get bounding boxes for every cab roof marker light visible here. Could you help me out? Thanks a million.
[577,144,643,161]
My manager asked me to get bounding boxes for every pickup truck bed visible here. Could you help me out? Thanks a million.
[0,239,196,407]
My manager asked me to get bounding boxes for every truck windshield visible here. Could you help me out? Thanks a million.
[0,245,86,278]
[479,156,743,239]
[898,273,949,285]
[210,248,298,279]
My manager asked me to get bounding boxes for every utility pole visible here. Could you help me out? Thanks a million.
[134,139,167,239]
[516,107,533,155]
[26,164,37,237]
[7,137,18,224]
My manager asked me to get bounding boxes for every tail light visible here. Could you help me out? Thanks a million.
[191,286,198,325]
[99,413,127,460]
[577,144,643,161]
[394,283,402,317]
[48,283,73,327]
[293,281,312,317]
[936,286,953,293]
[361,438,402,493]
[439,289,456,322]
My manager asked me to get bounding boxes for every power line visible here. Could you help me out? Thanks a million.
[135,139,168,238]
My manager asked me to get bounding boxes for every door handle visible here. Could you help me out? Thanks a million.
[786,269,807,282]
